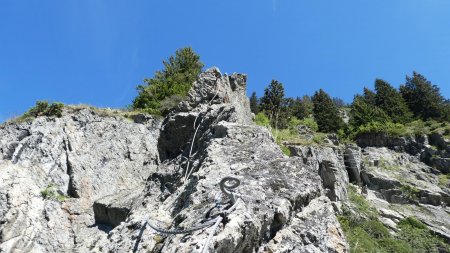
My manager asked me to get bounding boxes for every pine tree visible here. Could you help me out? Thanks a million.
[400,72,447,121]
[260,80,285,124]
[363,87,377,106]
[133,47,204,115]
[374,79,412,123]
[350,95,389,128]
[312,89,344,132]
[249,92,259,114]
[333,97,346,108]
[291,95,313,119]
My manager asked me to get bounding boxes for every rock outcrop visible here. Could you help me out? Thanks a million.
[0,109,161,252]
[356,132,450,173]
[288,135,450,245]
[0,68,348,252]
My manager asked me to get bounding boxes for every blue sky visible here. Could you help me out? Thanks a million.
[1,0,450,123]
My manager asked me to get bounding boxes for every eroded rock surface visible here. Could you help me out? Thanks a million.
[0,109,161,252]
[0,68,348,252]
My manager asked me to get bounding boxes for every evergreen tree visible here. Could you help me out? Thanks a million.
[350,95,390,128]
[291,95,313,119]
[249,92,259,114]
[443,100,450,121]
[312,89,344,132]
[133,47,204,115]
[278,97,295,129]
[400,72,447,121]
[333,97,346,108]
[363,87,377,106]
[374,79,412,123]
[260,80,285,124]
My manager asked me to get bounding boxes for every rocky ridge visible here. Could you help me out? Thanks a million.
[0,68,348,252]
[287,134,450,248]
[1,67,449,252]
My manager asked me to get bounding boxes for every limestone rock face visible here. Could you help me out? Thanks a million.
[0,68,348,252]
[359,147,450,240]
[0,109,161,252]
[288,145,349,203]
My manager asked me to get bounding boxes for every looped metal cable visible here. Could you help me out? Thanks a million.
[146,176,241,236]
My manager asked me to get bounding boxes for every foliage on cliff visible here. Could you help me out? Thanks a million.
[132,47,204,115]
[338,186,449,253]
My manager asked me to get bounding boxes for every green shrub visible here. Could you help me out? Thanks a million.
[46,102,64,117]
[398,217,427,229]
[338,194,450,253]
[353,121,406,138]
[438,174,450,187]
[361,219,390,239]
[255,112,270,127]
[133,47,203,115]
[41,184,67,202]
[400,185,420,200]
[404,120,450,138]
[280,145,291,156]
[397,217,449,253]
[345,226,384,253]
[287,116,302,130]
[377,238,412,253]
[340,192,450,253]
[348,185,378,218]
[297,117,319,132]
[159,95,185,115]
[27,101,64,118]
[312,132,327,144]
[28,101,50,117]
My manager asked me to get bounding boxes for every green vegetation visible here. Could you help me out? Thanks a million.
[438,174,450,187]
[347,185,378,218]
[28,101,64,118]
[400,72,450,121]
[249,92,259,114]
[374,79,412,123]
[377,159,401,171]
[132,47,204,115]
[280,145,291,156]
[352,121,407,138]
[249,69,447,144]
[400,185,421,200]
[300,117,320,131]
[10,101,65,123]
[292,95,314,120]
[259,79,286,127]
[339,185,449,253]
[405,120,450,138]
[255,112,271,127]
[397,217,450,253]
[312,89,344,133]
[41,183,67,202]
[350,95,390,128]
[255,112,327,153]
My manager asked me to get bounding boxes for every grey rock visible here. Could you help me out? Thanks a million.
[288,145,349,203]
[344,145,362,185]
[0,109,161,252]
[0,69,348,252]
[261,197,348,253]
[360,147,449,207]
[352,146,450,242]
[430,157,450,173]
[93,189,142,227]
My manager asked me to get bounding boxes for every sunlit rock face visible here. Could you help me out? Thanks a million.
[0,68,349,252]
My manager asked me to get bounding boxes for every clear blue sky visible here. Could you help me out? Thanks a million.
[1,0,450,123]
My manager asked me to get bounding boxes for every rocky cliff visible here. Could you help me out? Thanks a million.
[0,68,347,252]
[1,68,449,253]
